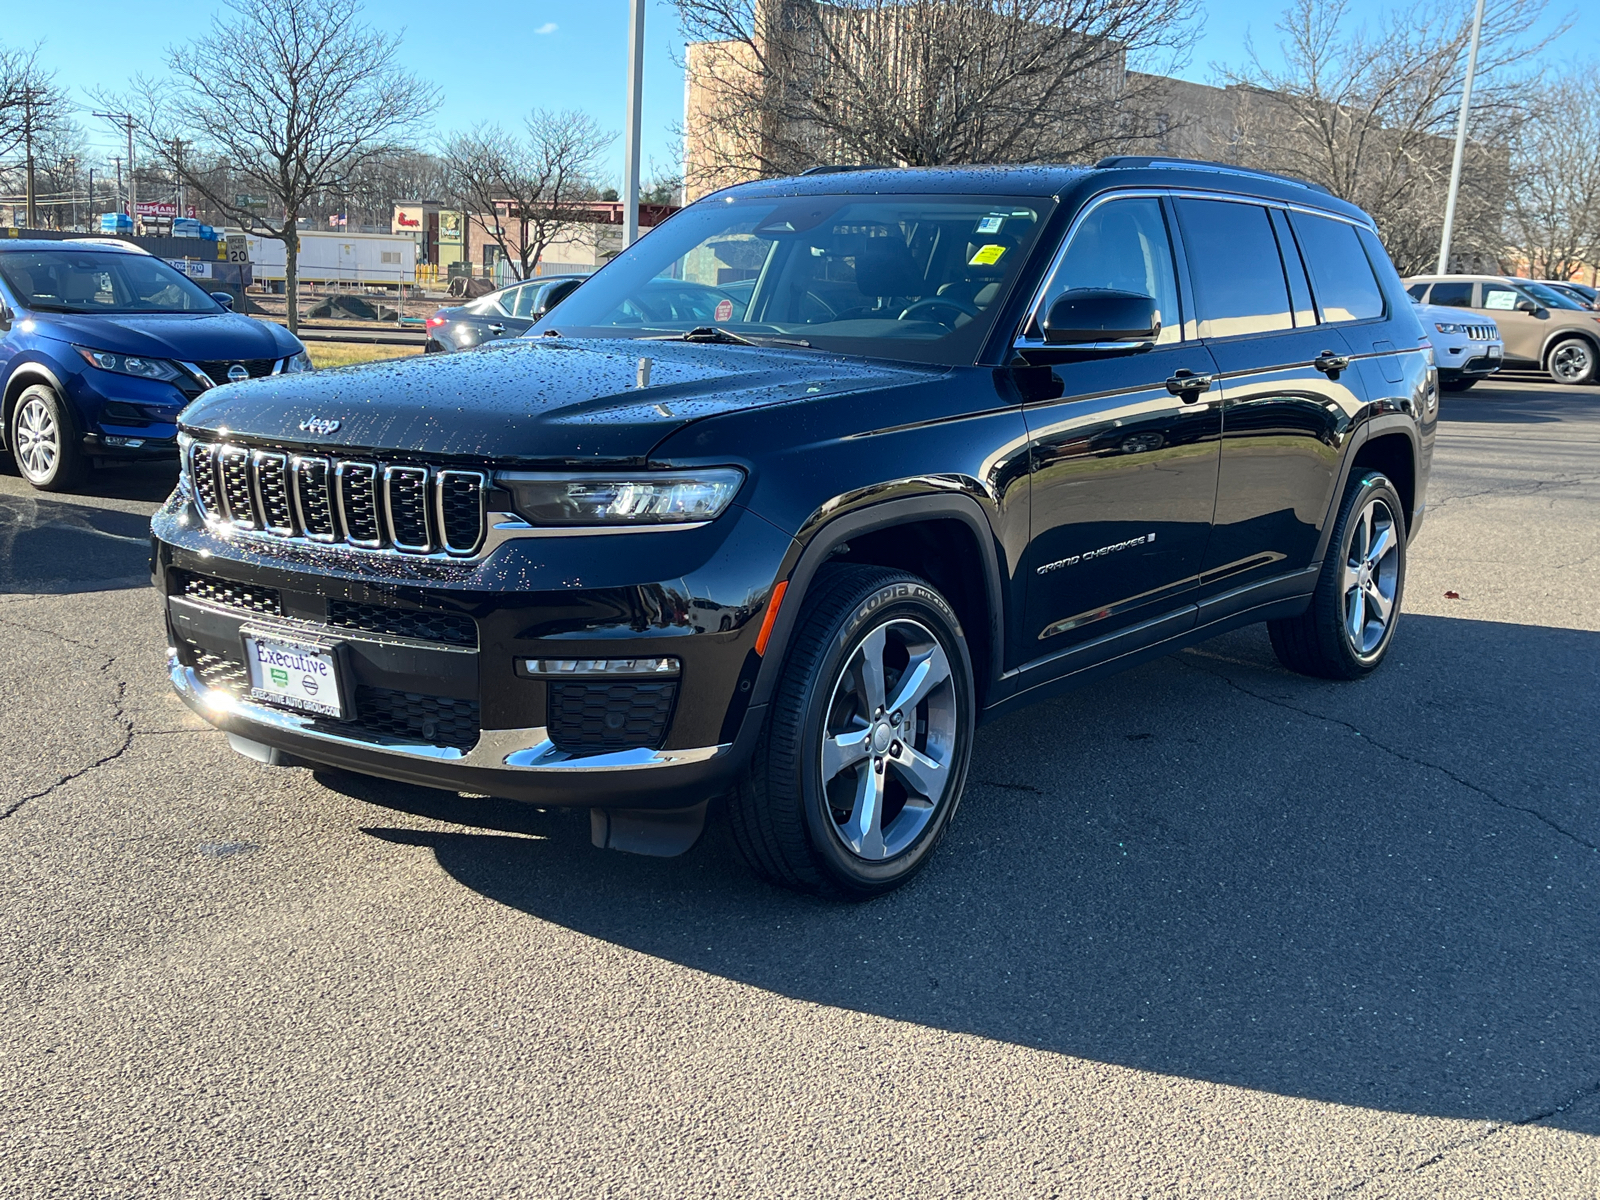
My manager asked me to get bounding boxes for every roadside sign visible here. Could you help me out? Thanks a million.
[225,234,250,264]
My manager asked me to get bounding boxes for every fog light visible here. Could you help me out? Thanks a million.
[103,436,146,447]
[520,657,680,677]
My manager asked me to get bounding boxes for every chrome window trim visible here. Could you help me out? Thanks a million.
[1014,186,1380,352]
[435,469,487,557]
[383,464,434,553]
[334,460,384,549]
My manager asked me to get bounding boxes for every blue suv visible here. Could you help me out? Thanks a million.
[0,240,308,491]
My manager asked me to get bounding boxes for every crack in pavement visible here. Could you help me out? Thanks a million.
[1425,471,1600,512]
[1330,1076,1600,1196]
[1177,652,1600,856]
[0,614,136,822]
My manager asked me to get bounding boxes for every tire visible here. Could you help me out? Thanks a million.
[1440,377,1475,393]
[1547,337,1598,385]
[1268,471,1406,680]
[8,384,85,491]
[726,565,976,898]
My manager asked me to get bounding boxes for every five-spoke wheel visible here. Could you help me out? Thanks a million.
[1341,495,1400,658]
[727,566,974,897]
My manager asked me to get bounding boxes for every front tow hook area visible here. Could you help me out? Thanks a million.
[590,800,710,857]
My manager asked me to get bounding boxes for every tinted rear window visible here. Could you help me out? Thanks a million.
[1174,199,1292,338]
[1289,212,1384,322]
[1427,280,1475,308]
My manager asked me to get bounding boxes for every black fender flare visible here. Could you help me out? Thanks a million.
[1310,410,1421,566]
[1,360,70,451]
[749,491,1008,713]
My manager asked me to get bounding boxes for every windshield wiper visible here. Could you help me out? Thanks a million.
[644,326,812,349]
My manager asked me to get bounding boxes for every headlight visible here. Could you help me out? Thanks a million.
[75,346,184,382]
[1434,322,1463,335]
[282,349,313,373]
[497,469,745,525]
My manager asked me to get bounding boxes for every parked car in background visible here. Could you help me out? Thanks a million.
[155,157,1436,897]
[1411,297,1502,391]
[424,275,587,352]
[0,239,308,491]
[1538,280,1598,309]
[1404,274,1600,384]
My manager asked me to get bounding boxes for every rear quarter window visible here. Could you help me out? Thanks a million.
[1289,211,1385,323]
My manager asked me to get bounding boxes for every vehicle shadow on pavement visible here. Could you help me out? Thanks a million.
[340,613,1600,1133]
[1441,381,1598,424]
[0,493,155,593]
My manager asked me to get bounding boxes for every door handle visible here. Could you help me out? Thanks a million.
[487,323,506,334]
[1165,370,1214,401]
[1313,351,1350,379]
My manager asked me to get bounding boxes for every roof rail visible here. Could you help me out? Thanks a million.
[1094,155,1332,197]
[799,164,887,176]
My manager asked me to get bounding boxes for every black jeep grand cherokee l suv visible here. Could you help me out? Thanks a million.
[153,158,1435,896]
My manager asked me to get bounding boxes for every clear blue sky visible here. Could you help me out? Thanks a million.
[15,0,1594,188]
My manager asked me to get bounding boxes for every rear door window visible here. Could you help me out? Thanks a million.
[1288,211,1385,323]
[1173,198,1292,339]
[1427,280,1475,308]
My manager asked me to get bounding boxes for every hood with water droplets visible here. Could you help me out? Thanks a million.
[178,337,933,464]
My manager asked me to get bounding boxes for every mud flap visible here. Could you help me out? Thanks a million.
[590,799,709,857]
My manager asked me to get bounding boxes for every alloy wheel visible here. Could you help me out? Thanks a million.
[15,396,59,481]
[1341,496,1400,657]
[1551,341,1593,383]
[818,617,959,861]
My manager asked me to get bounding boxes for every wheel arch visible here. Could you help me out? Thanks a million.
[1,361,69,451]
[1540,326,1600,371]
[1311,415,1420,565]
[751,493,1007,713]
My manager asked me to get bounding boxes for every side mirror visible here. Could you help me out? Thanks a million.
[1514,298,1538,314]
[1042,288,1160,345]
[210,291,236,311]
[0,303,11,332]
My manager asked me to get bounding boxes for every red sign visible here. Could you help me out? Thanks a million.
[135,201,198,219]
[714,298,733,323]
[396,211,420,227]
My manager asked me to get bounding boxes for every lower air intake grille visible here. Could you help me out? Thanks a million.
[326,600,477,647]
[547,680,678,754]
[350,686,480,751]
[183,642,249,696]
[178,571,283,616]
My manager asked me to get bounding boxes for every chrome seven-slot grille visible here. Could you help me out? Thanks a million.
[188,441,486,556]
[1465,324,1498,341]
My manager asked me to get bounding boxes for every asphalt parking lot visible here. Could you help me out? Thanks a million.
[2,376,1597,1198]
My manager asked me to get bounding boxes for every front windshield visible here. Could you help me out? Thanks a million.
[0,249,220,314]
[537,194,1050,364]
[1520,281,1584,310]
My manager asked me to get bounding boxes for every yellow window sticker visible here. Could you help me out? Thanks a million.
[969,243,1007,266]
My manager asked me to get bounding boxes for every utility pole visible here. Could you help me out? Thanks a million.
[1437,0,1487,276]
[88,167,94,227]
[67,157,77,230]
[95,113,137,232]
[21,85,44,229]
[623,0,645,248]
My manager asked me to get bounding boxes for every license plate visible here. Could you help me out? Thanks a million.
[1487,345,1502,358]
[243,634,343,718]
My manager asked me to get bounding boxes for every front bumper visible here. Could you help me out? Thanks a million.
[152,489,794,809]
[1435,343,1503,381]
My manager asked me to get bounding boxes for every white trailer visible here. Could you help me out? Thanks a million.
[245,229,416,287]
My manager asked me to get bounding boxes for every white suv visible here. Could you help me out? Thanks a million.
[1411,297,1502,392]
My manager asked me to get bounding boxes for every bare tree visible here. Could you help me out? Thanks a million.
[100,0,438,331]
[440,111,613,281]
[1220,0,1557,274]
[679,0,1201,197]
[1504,65,1600,281]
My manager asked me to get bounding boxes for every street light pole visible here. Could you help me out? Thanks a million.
[1437,0,1487,276]
[623,0,645,248]
[94,113,137,233]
